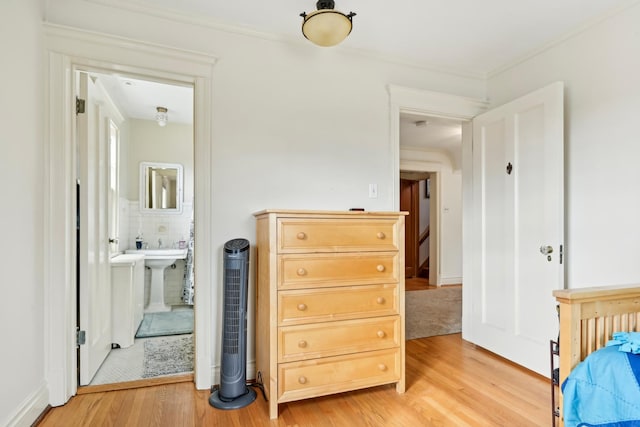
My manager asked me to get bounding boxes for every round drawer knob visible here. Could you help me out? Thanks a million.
[376,264,385,272]
[297,268,307,276]
[297,303,307,311]
[376,297,386,305]
[298,376,307,384]
[297,232,307,240]
[377,232,386,239]
[298,340,308,348]
[377,330,386,338]
[378,364,388,372]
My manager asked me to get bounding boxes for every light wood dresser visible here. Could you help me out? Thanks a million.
[253,209,407,419]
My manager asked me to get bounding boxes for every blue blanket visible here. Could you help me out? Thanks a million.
[562,344,640,427]
[607,332,640,355]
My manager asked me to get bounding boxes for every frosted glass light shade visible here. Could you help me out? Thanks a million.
[155,106,168,127]
[301,9,354,47]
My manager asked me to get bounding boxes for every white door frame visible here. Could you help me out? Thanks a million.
[44,24,217,405]
[388,84,487,300]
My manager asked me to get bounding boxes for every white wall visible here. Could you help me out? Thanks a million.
[487,3,640,289]
[418,179,430,265]
[440,171,462,284]
[0,1,49,426]
[41,0,485,390]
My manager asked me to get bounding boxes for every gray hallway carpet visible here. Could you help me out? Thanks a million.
[405,286,462,340]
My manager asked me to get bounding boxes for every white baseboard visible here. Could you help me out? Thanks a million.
[209,360,257,387]
[247,361,256,382]
[439,276,462,286]
[3,382,49,427]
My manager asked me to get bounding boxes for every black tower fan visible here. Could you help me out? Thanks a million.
[209,238,257,409]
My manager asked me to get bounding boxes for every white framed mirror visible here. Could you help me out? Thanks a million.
[140,162,183,214]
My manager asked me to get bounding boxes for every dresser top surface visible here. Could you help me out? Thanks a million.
[253,209,408,218]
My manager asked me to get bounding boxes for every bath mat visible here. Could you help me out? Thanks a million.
[136,310,194,338]
[143,335,194,378]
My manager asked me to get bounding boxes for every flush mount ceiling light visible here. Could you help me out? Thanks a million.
[155,106,168,127]
[300,1,356,47]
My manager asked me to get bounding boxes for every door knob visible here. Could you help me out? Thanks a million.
[540,245,553,262]
[539,245,553,255]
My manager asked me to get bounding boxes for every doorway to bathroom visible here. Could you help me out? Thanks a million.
[75,69,196,388]
[45,27,215,404]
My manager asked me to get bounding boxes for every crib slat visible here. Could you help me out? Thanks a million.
[612,314,621,337]
[586,318,596,356]
[595,317,604,350]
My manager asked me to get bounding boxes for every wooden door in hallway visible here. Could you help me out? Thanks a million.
[400,179,419,278]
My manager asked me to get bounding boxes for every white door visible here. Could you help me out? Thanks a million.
[78,72,112,385]
[469,82,564,376]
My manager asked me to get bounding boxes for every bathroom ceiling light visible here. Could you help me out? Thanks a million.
[155,106,168,127]
[300,1,356,47]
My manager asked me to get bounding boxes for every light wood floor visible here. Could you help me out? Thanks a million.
[37,334,550,426]
[405,276,434,291]
[406,276,462,292]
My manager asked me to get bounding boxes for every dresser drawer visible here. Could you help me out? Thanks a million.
[278,252,398,290]
[278,316,400,363]
[278,284,398,326]
[277,218,399,253]
[278,348,401,402]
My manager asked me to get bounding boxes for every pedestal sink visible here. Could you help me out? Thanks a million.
[124,248,188,313]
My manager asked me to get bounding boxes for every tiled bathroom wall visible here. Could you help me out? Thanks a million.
[126,200,193,306]
[127,201,193,250]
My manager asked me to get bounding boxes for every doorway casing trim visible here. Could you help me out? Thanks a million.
[387,84,488,339]
[387,84,488,210]
[44,24,217,405]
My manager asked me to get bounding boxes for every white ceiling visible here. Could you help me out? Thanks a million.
[400,114,464,169]
[93,74,194,125]
[120,0,633,75]
[90,0,635,156]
